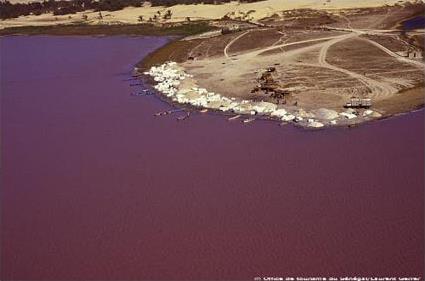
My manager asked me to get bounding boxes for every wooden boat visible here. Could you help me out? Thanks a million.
[154,111,167,116]
[228,115,241,121]
[243,118,255,124]
[177,112,191,121]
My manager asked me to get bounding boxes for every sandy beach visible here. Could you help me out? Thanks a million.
[137,1,424,128]
[1,0,407,29]
[1,0,423,128]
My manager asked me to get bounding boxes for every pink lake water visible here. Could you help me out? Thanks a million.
[1,36,424,280]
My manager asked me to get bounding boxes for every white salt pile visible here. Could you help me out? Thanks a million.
[143,61,380,128]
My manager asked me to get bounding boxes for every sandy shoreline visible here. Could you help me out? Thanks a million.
[138,61,403,129]
[2,0,423,129]
[135,1,424,129]
[140,62,424,129]
[137,27,424,128]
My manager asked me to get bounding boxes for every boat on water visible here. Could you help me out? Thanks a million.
[228,115,241,121]
[132,90,153,96]
[243,118,255,124]
[154,111,167,116]
[200,109,208,113]
[154,108,185,117]
[177,112,191,121]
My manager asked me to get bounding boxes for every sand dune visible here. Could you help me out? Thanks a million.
[0,0,407,29]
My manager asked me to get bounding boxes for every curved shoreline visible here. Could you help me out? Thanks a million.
[135,34,424,128]
[136,27,424,129]
[136,61,399,129]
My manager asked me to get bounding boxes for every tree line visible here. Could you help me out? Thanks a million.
[0,0,264,19]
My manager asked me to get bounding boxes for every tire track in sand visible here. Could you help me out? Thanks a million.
[224,30,252,59]
[317,33,398,100]
[360,37,425,69]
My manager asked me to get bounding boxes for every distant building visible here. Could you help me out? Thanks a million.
[408,50,423,59]
[397,48,423,59]
[344,97,372,109]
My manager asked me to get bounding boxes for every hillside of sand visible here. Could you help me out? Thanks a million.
[0,0,409,29]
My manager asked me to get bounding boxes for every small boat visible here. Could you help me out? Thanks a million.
[228,115,241,121]
[200,109,208,113]
[142,91,153,96]
[177,112,191,121]
[154,108,185,117]
[132,90,152,96]
[168,109,185,114]
[154,111,168,116]
[243,118,255,124]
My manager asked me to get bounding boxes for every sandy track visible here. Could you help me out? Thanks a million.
[360,37,425,69]
[335,14,353,29]
[187,21,421,106]
[189,41,207,58]
[220,30,399,100]
[224,30,252,59]
[317,33,399,99]
[232,30,398,100]
[239,34,348,58]
[224,28,272,58]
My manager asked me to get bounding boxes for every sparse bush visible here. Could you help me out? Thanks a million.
[163,10,172,20]
[0,0,268,20]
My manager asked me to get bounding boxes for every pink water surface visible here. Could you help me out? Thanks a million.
[1,36,423,280]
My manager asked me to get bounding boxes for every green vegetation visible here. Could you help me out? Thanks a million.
[0,22,215,36]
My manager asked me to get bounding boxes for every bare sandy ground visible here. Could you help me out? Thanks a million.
[140,3,424,120]
[181,28,423,103]
[3,0,424,126]
[1,0,407,29]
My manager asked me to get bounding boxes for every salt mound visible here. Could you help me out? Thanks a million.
[313,108,339,120]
